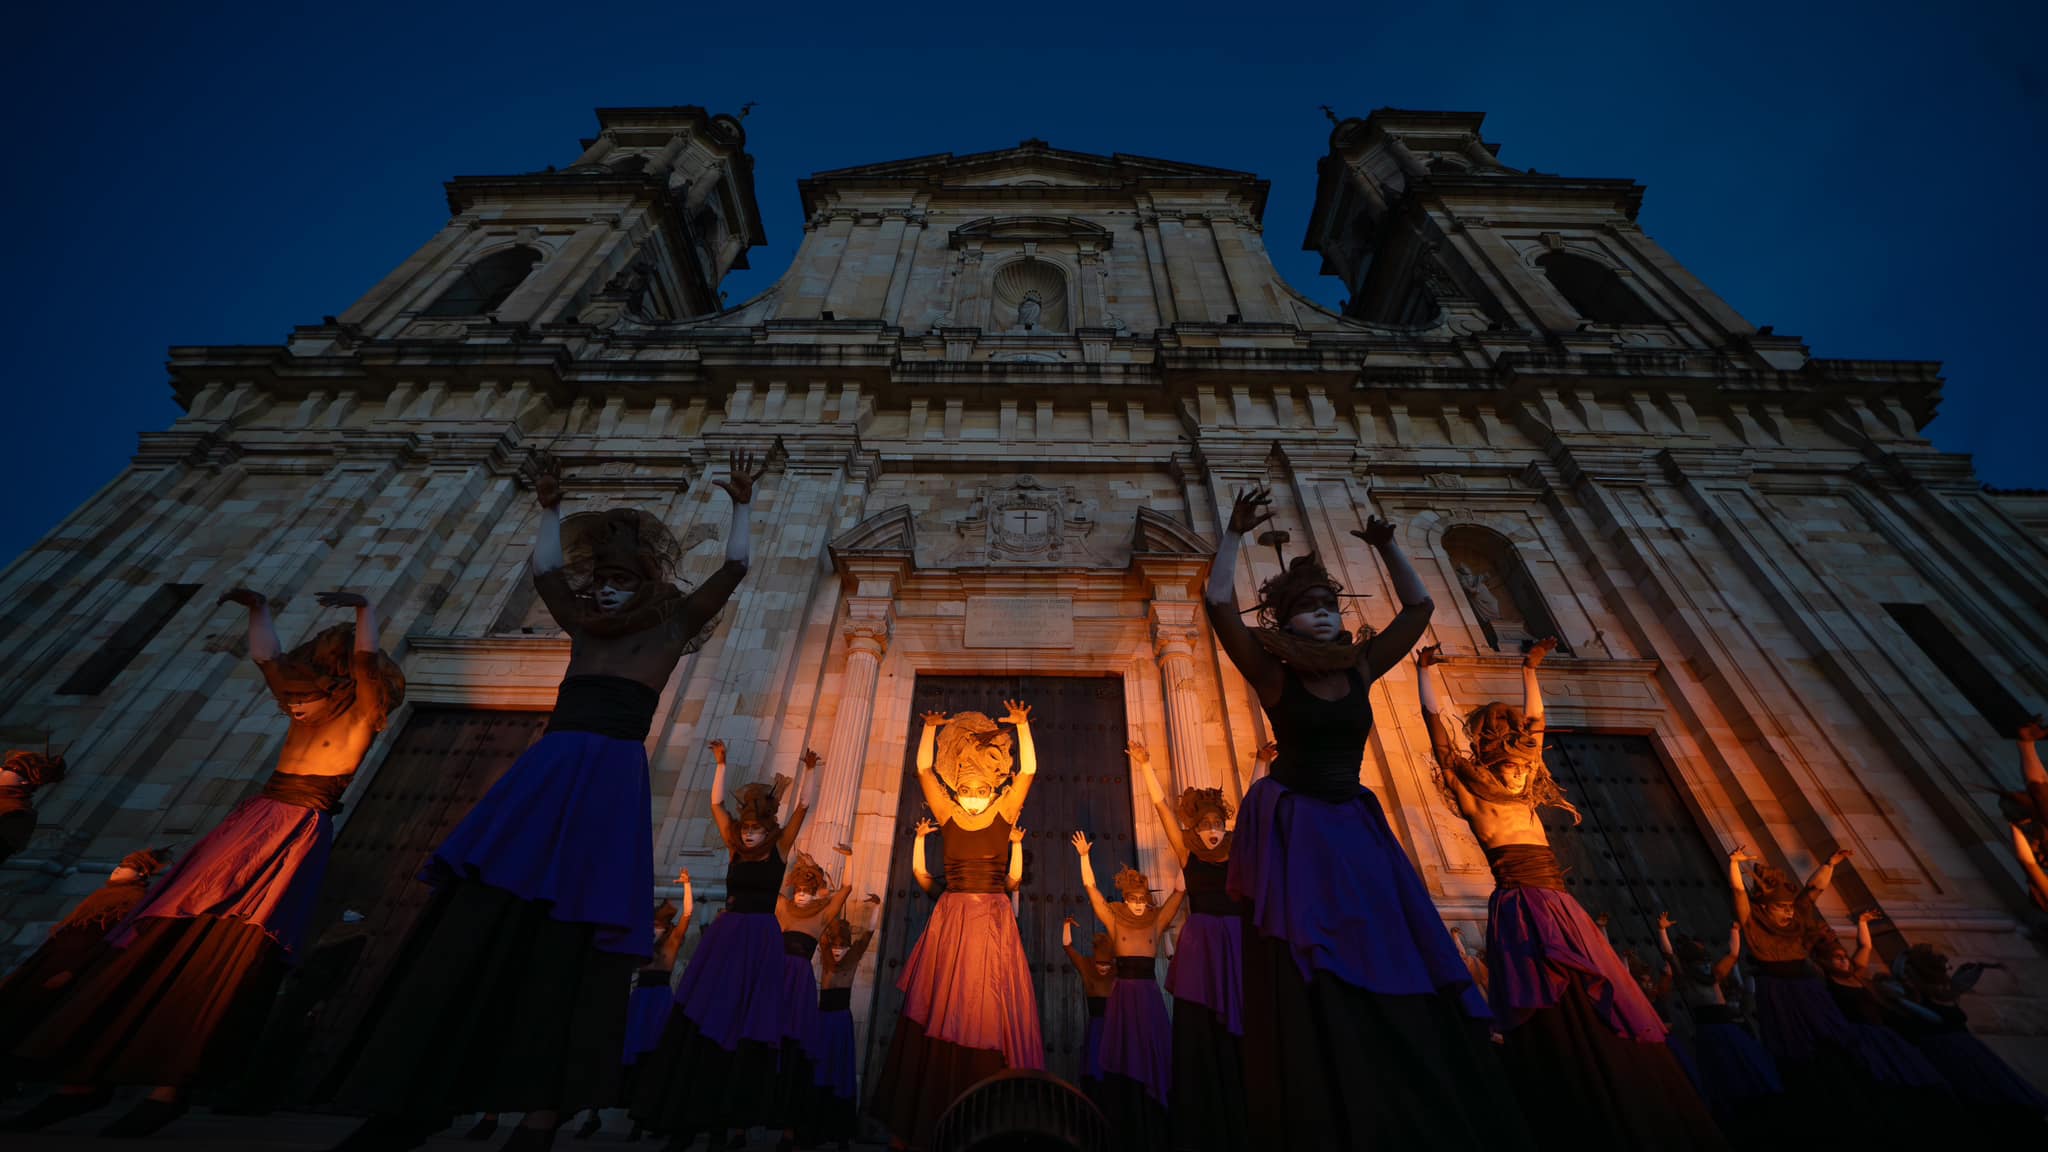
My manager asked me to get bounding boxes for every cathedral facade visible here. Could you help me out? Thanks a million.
[3,105,2044,1090]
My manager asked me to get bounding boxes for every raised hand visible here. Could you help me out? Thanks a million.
[218,587,266,609]
[1125,742,1151,766]
[1349,515,1396,548]
[1827,848,1854,867]
[913,817,937,837]
[2020,718,2047,743]
[1010,825,1027,844]
[920,710,948,730]
[675,868,691,885]
[1227,486,1275,536]
[1415,643,1445,669]
[1656,911,1674,931]
[1856,908,1883,925]
[532,449,563,509]
[1728,847,1757,865]
[1255,741,1279,765]
[1070,830,1093,856]
[800,748,822,771]
[863,893,881,905]
[713,449,767,506]
[999,700,1033,726]
[708,739,727,761]
[316,590,368,609]
[1525,637,1558,668]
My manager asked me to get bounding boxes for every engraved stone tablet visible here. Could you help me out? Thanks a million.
[964,596,1075,649]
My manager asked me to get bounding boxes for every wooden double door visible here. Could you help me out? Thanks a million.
[864,674,1137,1088]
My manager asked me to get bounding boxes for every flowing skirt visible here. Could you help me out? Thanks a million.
[1164,911,1242,1033]
[770,953,825,1130]
[0,925,122,1053]
[1486,885,1667,1041]
[1228,778,1528,1150]
[1916,1028,2048,1120]
[868,891,1043,1149]
[631,911,786,1134]
[622,982,673,1065]
[808,995,859,1145]
[1098,976,1171,1152]
[1168,997,1246,1152]
[112,796,333,957]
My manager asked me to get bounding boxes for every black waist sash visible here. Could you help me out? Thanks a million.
[1752,958,1816,979]
[261,771,351,814]
[727,890,777,914]
[1114,956,1155,979]
[546,675,659,742]
[783,930,819,959]
[0,784,33,817]
[943,857,1010,894]
[1485,844,1567,892]
[1086,995,1108,1018]
[1692,1002,1740,1027]
[1187,890,1245,917]
[820,986,852,1012]
[636,968,671,989]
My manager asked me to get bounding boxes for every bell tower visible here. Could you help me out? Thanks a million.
[331,106,765,342]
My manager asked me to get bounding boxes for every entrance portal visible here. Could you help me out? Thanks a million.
[866,674,1135,1087]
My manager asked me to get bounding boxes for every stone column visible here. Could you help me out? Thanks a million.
[805,597,892,855]
[1149,597,1216,795]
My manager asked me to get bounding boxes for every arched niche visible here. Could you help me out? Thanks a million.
[992,258,1068,333]
[1441,524,1567,654]
[422,245,542,318]
[1535,249,1660,326]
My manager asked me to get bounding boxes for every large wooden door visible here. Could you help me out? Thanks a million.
[865,675,1134,1089]
[293,707,550,1098]
[1540,733,1728,965]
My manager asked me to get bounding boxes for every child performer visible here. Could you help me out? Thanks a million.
[1203,488,1530,1149]
[1072,831,1183,1152]
[12,590,401,1138]
[769,848,858,1149]
[620,871,693,1113]
[1127,739,1248,1152]
[633,742,817,1147]
[868,703,1044,1150]
[1061,915,1119,1107]
[1417,638,1723,1152]
[331,450,757,1152]
[809,894,881,1151]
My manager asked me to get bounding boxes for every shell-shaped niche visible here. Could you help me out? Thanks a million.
[992,259,1068,332]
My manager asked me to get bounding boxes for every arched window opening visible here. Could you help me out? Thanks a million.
[1442,526,1567,654]
[421,247,541,318]
[1536,250,1660,326]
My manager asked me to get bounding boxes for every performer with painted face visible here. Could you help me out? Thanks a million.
[632,741,816,1148]
[1810,912,1957,1139]
[1416,638,1724,1151]
[769,847,860,1149]
[2005,719,2048,912]
[868,702,1044,1150]
[1203,487,1528,1149]
[1072,831,1183,1152]
[11,590,400,1138]
[1726,843,1865,1105]
[331,450,757,1152]
[1127,740,1247,1152]
[1653,915,1783,1138]
[1893,943,2047,1129]
[0,848,170,1051]
[808,896,880,1151]
[617,872,692,1123]
[1061,915,1119,1107]
[0,750,64,866]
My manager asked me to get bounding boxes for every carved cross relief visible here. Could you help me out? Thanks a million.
[955,475,1096,563]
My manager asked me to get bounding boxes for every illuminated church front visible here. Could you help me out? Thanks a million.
[3,104,2043,1091]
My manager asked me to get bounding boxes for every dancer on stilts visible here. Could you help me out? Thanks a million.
[631,740,816,1149]
[1653,915,1783,1140]
[1071,831,1181,1152]
[0,848,170,1070]
[1126,740,1247,1152]
[329,449,758,1152]
[0,750,63,867]
[868,702,1044,1150]
[10,590,402,1138]
[1416,637,1725,1152]
[807,894,880,1151]
[1060,915,1118,1108]
[1204,487,1530,1150]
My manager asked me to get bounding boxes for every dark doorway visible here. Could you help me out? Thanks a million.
[865,674,1134,1088]
[290,706,550,1100]
[1540,733,1727,966]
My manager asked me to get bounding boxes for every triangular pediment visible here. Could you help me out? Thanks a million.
[829,505,917,556]
[802,143,1268,219]
[1131,507,1211,557]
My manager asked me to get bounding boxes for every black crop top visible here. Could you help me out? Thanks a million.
[726,847,784,914]
[1266,666,1373,801]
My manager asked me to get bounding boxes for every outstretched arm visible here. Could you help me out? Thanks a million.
[1130,743,1187,859]
[821,881,854,923]
[1415,645,1469,765]
[912,817,936,894]
[913,712,959,823]
[530,451,565,574]
[1654,912,1680,980]
[1007,824,1026,891]
[1157,886,1186,928]
[315,591,386,711]
[1352,516,1435,682]
[779,748,819,852]
[1062,916,1090,977]
[1072,832,1116,929]
[707,741,737,848]
[1728,847,1755,927]
[1804,848,1852,899]
[219,588,281,665]
[1203,486,1284,704]
[1521,637,1555,734]
[1852,909,1880,970]
[1714,923,1740,985]
[998,700,1038,818]
[675,450,762,637]
[2013,826,2048,908]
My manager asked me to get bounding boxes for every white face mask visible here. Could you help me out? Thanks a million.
[595,582,636,612]
[958,794,991,815]
[740,826,767,850]
[1196,824,1225,850]
[830,946,850,964]
[793,890,818,908]
[1124,897,1148,916]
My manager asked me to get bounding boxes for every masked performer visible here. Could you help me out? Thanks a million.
[1726,844,1868,1103]
[0,847,170,1053]
[10,590,400,1138]
[1061,915,1119,1107]
[1126,740,1246,1152]
[632,740,816,1149]
[1071,832,1182,1152]
[1894,944,2047,1128]
[808,895,880,1152]
[2006,720,2048,912]
[1813,912,1957,1137]
[869,702,1044,1150]
[1203,488,1529,1149]
[1416,638,1722,1151]
[330,451,757,1152]
[911,816,1025,904]
[1654,916,1782,1137]
[768,847,858,1149]
[614,872,692,1128]
[0,751,63,867]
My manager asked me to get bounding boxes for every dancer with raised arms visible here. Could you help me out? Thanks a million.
[1071,829,1182,1152]
[1203,486,1530,1149]
[808,895,880,1151]
[1653,915,1783,1138]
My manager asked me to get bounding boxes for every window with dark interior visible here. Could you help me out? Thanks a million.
[420,247,541,317]
[1537,250,1661,325]
[1885,603,2032,735]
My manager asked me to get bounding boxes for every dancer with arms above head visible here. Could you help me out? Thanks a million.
[0,749,63,867]
[2005,719,2048,912]
[632,740,817,1149]
[1204,486,1530,1150]
[1061,914,1119,1108]
[1417,638,1724,1152]
[806,893,881,1151]
[1810,910,1959,1141]
[1071,830,1182,1152]
[868,702,1044,1150]
[1127,740,1248,1152]
[11,590,402,1138]
[767,845,861,1150]
[1893,943,2048,1131]
[331,449,758,1152]
[1653,915,1783,1140]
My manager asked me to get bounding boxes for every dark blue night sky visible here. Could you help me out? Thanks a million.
[4,1,2042,561]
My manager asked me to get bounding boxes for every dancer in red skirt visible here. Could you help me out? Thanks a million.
[868,701,1044,1149]
[10,590,401,1137]
[1071,831,1181,1152]
[0,848,170,1055]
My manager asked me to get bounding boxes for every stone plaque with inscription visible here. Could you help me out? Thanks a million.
[964,596,1075,649]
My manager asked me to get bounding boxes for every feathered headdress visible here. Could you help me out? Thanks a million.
[2,751,66,789]
[729,775,792,830]
[119,846,172,879]
[1176,787,1233,831]
[1251,554,1374,672]
[934,712,1015,797]
[788,850,829,895]
[266,624,407,732]
[1113,866,1151,902]
[1747,863,1801,905]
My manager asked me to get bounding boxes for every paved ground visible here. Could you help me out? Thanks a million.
[0,1106,885,1150]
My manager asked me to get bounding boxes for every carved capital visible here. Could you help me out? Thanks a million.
[843,597,894,658]
[1149,598,1201,661]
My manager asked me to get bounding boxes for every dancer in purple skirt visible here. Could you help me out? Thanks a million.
[0,749,63,866]
[1060,915,1118,1106]
[1417,637,1724,1152]
[1813,912,1961,1140]
[807,896,879,1151]
[1654,916,1783,1139]
[331,450,758,1152]
[632,739,817,1148]
[1894,943,2047,1130]
[1204,487,1530,1149]
[12,589,402,1138]
[1071,831,1181,1152]
[1726,845,1869,1097]
[1127,740,1246,1152]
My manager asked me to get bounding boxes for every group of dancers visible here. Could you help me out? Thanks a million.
[0,465,2041,1149]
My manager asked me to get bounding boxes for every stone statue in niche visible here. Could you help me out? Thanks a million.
[1443,529,1564,654]
[1016,291,1043,330]
[1455,563,1521,651]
